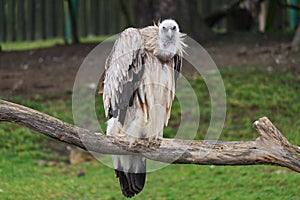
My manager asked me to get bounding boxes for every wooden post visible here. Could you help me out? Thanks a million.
[66,0,79,43]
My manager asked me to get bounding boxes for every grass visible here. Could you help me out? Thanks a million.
[1,39,66,51]
[0,65,300,199]
[0,36,112,51]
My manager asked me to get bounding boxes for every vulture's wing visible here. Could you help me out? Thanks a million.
[173,55,182,84]
[103,28,145,125]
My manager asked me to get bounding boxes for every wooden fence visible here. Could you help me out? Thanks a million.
[0,0,235,44]
[0,0,65,42]
[0,0,132,44]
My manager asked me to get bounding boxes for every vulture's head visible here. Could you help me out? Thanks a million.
[159,19,180,42]
[157,19,181,59]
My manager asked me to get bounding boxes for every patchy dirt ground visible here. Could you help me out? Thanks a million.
[0,33,298,99]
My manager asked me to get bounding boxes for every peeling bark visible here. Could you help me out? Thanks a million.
[0,99,299,173]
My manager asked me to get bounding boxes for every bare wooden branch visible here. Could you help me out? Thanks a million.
[0,99,299,173]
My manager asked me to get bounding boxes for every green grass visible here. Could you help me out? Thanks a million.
[1,39,65,51]
[0,65,300,199]
[0,36,112,51]
[80,35,115,43]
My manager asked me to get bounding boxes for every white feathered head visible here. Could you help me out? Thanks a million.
[158,19,180,41]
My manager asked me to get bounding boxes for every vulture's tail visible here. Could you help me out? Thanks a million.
[113,155,146,198]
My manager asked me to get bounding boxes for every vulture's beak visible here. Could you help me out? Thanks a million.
[167,29,173,39]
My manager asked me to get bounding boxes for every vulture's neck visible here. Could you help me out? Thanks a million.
[154,38,178,62]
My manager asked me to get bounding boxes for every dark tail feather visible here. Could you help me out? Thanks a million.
[115,170,146,198]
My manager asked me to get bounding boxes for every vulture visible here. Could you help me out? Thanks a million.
[101,19,186,197]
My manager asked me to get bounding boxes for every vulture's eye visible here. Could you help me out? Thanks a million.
[172,26,176,30]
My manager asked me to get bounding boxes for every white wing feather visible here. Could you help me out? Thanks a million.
[103,28,145,122]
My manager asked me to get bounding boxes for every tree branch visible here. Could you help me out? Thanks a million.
[0,99,299,173]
